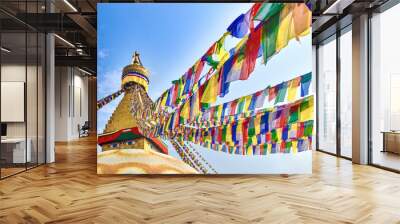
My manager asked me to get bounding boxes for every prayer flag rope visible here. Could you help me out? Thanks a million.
[159,95,314,155]
[156,3,311,112]
[97,89,124,110]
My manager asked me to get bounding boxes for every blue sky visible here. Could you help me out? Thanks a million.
[97,3,312,134]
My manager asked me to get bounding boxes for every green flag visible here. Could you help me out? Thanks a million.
[271,129,278,143]
[254,3,284,22]
[304,120,313,137]
[261,13,280,63]
[288,104,299,124]
[237,97,246,114]
[275,82,288,104]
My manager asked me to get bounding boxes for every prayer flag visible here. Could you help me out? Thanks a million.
[289,123,298,139]
[244,95,253,112]
[193,60,205,85]
[254,3,284,22]
[255,90,266,108]
[275,82,288,103]
[180,99,190,120]
[232,122,237,144]
[219,59,232,97]
[261,12,280,63]
[292,140,298,153]
[268,86,277,102]
[166,87,172,106]
[248,117,256,137]
[288,104,299,124]
[226,123,232,145]
[161,91,168,107]
[255,113,261,135]
[249,3,262,30]
[248,94,258,111]
[227,13,250,38]
[201,73,219,104]
[292,3,312,37]
[237,97,246,114]
[183,71,192,95]
[276,4,296,52]
[287,77,301,102]
[271,129,278,143]
[226,37,248,82]
[260,111,270,134]
[300,97,314,122]
[216,105,223,121]
[301,72,312,96]
[190,92,201,119]
[230,100,238,115]
[297,122,304,138]
[216,32,229,61]
[240,25,262,80]
[282,125,288,140]
[304,120,313,137]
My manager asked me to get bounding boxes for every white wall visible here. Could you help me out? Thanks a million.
[54,67,89,141]
[1,63,46,163]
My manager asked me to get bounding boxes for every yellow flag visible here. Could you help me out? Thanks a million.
[276,128,282,142]
[300,97,314,122]
[255,114,261,135]
[216,105,223,120]
[244,95,253,112]
[226,124,232,145]
[290,123,298,138]
[292,3,312,38]
[276,5,296,52]
[247,145,253,155]
[201,73,219,104]
[160,94,167,109]
[180,99,190,120]
[267,143,272,154]
[252,136,257,146]
[191,92,200,118]
[216,32,229,60]
[287,77,301,102]
[292,140,298,154]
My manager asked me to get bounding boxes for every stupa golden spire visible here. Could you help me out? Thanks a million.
[121,51,149,91]
[97,52,198,174]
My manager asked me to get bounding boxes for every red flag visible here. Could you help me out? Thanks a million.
[242,118,249,152]
[240,26,262,80]
[280,141,286,153]
[218,126,223,144]
[297,122,304,138]
[250,3,262,31]
[268,86,277,101]
[230,100,238,115]
[193,60,205,84]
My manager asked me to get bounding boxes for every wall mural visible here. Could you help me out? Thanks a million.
[97,2,313,174]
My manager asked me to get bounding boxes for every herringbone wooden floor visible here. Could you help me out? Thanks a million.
[1,136,400,224]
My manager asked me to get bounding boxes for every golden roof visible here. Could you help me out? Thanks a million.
[122,51,149,90]
[122,52,149,78]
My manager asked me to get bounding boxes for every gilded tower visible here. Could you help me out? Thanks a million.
[97,52,197,174]
[98,52,167,152]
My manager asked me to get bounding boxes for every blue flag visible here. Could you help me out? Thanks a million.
[227,13,250,38]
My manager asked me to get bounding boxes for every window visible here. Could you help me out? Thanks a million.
[339,28,352,158]
[0,1,46,179]
[317,36,337,154]
[371,3,400,171]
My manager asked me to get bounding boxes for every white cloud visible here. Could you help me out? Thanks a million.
[97,69,122,100]
[98,49,109,59]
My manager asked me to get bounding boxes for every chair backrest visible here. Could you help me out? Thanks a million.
[82,121,90,129]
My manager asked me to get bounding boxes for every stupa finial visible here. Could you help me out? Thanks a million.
[132,51,142,66]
